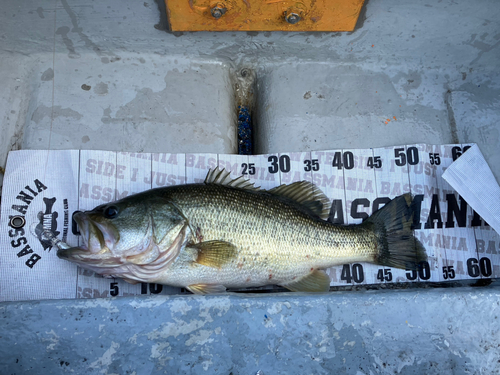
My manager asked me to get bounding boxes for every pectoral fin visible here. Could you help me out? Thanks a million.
[187,284,227,295]
[192,240,237,269]
[281,270,331,293]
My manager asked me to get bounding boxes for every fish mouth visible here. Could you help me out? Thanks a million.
[57,211,123,272]
[73,211,118,253]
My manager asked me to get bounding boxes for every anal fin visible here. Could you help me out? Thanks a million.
[281,270,331,293]
[187,284,227,295]
[192,240,237,269]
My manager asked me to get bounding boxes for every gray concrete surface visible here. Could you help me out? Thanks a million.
[1,0,500,373]
[24,59,236,153]
[1,285,499,374]
[1,0,499,186]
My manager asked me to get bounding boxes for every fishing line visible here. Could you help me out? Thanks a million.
[37,0,58,247]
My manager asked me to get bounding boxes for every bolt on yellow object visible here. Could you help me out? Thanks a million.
[165,0,366,32]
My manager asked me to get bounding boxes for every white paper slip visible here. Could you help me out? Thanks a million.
[442,144,500,236]
[1,144,499,302]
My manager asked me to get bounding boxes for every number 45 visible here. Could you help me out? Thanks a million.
[377,268,392,282]
[367,156,382,169]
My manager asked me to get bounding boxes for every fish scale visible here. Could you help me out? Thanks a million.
[154,183,378,288]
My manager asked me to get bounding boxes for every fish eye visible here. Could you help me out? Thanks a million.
[104,206,119,219]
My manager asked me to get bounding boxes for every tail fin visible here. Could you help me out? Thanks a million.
[363,194,427,270]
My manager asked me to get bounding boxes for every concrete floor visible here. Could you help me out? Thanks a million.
[1,0,500,373]
[2,285,500,374]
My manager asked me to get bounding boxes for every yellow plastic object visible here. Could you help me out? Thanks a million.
[165,0,365,32]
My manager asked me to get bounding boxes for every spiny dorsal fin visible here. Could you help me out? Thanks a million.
[269,181,331,220]
[281,270,331,293]
[192,240,237,269]
[204,168,261,192]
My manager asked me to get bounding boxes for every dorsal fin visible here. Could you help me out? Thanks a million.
[269,181,331,220]
[204,168,261,192]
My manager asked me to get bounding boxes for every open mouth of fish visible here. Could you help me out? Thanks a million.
[57,212,119,263]
[57,212,188,282]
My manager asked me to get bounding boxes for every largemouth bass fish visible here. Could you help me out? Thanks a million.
[58,168,426,294]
